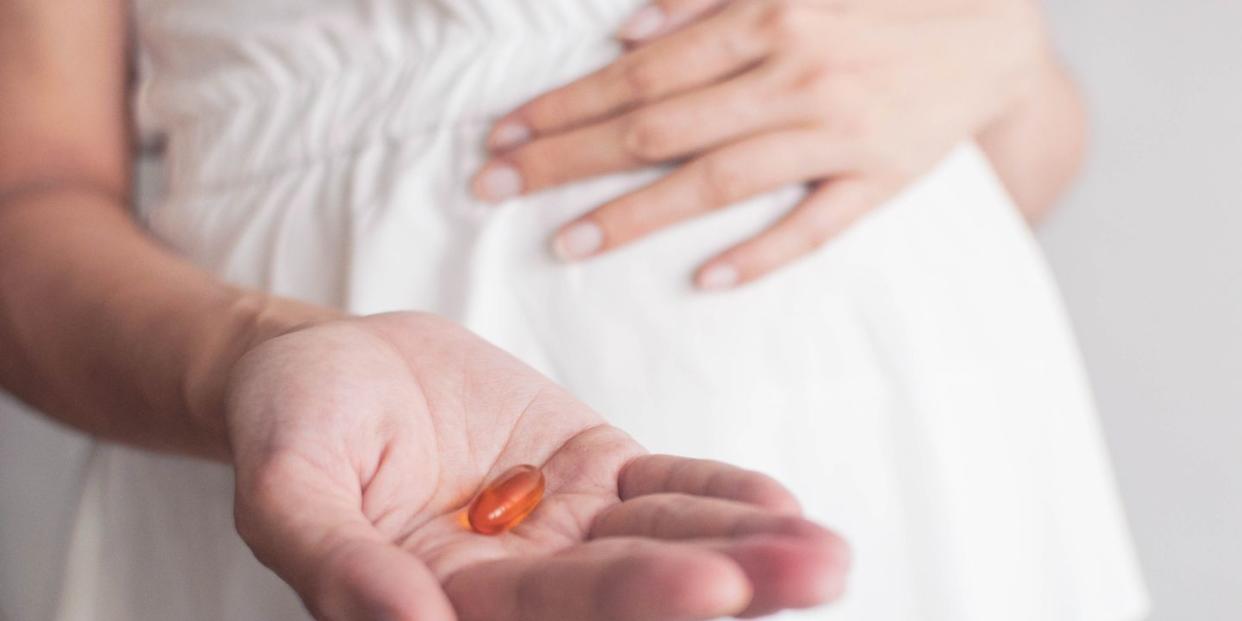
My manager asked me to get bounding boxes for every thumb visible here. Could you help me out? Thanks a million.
[233,455,455,621]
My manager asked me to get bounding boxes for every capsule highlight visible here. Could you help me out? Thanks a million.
[467,464,545,535]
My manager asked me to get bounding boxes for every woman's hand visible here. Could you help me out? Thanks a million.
[226,312,848,621]
[473,0,1057,288]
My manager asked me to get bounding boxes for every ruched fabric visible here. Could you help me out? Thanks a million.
[0,1,1148,619]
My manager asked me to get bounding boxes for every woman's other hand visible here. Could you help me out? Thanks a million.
[474,0,1067,289]
[226,312,849,621]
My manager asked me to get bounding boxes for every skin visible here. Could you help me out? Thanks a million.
[473,0,1087,289]
[0,1,847,620]
[228,315,849,620]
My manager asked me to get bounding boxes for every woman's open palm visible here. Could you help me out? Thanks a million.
[224,313,847,621]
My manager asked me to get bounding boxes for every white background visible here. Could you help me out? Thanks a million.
[0,3,1237,620]
[1040,2,1242,618]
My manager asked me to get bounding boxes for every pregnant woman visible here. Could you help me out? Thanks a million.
[0,0,1148,620]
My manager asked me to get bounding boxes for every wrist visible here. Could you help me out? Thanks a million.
[182,289,342,460]
[969,0,1058,129]
[977,51,1087,221]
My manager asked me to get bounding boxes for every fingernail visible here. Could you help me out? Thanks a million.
[697,264,739,290]
[554,221,604,260]
[619,5,666,41]
[476,164,523,201]
[490,121,531,151]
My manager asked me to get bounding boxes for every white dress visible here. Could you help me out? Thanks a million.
[0,0,1150,619]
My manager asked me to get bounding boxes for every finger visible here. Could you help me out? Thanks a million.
[475,64,798,202]
[444,538,752,621]
[704,535,850,617]
[574,521,848,618]
[487,0,775,149]
[695,178,882,290]
[618,454,802,514]
[551,129,847,260]
[591,494,851,614]
[618,0,729,42]
[473,117,635,202]
[234,455,455,621]
[607,61,800,162]
[591,493,827,541]
[585,536,850,618]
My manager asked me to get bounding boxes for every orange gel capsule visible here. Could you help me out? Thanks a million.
[467,464,545,535]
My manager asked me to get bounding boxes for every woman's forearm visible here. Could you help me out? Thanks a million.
[0,0,332,459]
[0,186,335,459]
[978,56,1088,223]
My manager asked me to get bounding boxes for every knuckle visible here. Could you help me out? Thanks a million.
[715,30,752,66]
[833,114,870,145]
[523,97,567,131]
[508,142,557,186]
[796,68,857,112]
[796,63,835,97]
[621,114,675,162]
[619,58,664,102]
[802,204,845,248]
[813,85,870,139]
[699,156,749,206]
[757,0,804,41]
